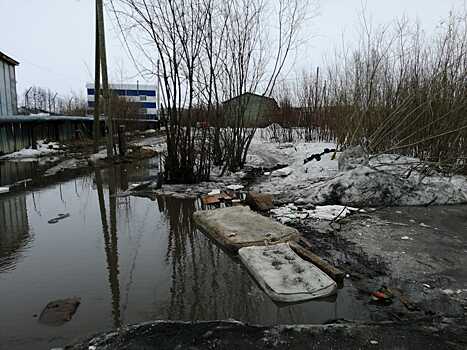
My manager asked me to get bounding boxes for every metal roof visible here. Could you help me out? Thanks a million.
[0,115,160,124]
[0,51,19,66]
[222,92,277,105]
[0,115,93,123]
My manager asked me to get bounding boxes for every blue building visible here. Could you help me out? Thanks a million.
[86,83,158,120]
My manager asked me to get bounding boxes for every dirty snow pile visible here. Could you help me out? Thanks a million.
[299,151,467,207]
[249,139,467,207]
[133,135,167,154]
[247,136,339,195]
[0,140,62,160]
[271,204,359,224]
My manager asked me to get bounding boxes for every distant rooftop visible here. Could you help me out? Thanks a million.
[222,92,277,104]
[86,82,156,91]
[0,51,19,66]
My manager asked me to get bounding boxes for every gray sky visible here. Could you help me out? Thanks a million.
[0,0,465,100]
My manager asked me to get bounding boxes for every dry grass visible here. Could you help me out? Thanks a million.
[275,11,467,173]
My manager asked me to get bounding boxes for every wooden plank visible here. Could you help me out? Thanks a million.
[289,240,345,284]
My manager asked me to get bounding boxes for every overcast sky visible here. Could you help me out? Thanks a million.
[0,0,465,100]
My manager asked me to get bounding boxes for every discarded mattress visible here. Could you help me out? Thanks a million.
[193,206,298,251]
[239,243,337,303]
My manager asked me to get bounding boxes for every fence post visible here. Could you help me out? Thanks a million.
[118,125,127,157]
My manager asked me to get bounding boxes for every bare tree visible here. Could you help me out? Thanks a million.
[111,0,312,181]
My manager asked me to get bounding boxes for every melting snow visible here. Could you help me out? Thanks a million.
[0,140,62,160]
[247,134,467,207]
[271,204,358,224]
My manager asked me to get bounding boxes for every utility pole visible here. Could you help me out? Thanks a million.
[96,0,115,158]
[93,0,101,153]
[25,87,32,110]
[157,59,160,122]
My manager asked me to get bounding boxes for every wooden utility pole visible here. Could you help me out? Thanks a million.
[96,0,115,158]
[93,0,101,153]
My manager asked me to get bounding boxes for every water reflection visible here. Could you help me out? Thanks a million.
[0,157,371,350]
[95,168,121,328]
[0,194,32,272]
[0,160,43,186]
[155,195,334,323]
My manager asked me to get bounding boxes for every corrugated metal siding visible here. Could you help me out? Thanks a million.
[0,59,17,116]
[0,119,95,155]
[0,61,7,116]
[9,65,17,115]
[3,61,12,115]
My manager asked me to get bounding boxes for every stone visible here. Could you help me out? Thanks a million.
[38,297,81,326]
[246,192,274,211]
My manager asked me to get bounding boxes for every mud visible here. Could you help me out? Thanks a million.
[69,319,467,350]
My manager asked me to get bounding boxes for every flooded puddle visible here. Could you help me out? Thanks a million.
[1,161,370,350]
[0,160,41,187]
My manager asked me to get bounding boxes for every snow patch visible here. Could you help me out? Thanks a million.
[272,167,294,177]
[271,204,358,224]
[0,140,62,160]
[249,135,467,207]
[227,184,244,191]
[301,165,467,207]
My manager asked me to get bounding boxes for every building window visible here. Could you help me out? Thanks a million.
[140,95,147,101]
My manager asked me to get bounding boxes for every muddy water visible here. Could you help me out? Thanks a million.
[0,162,369,350]
[0,160,41,187]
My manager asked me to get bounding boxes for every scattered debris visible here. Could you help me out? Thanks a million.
[246,192,274,211]
[48,213,71,224]
[370,286,394,305]
[201,192,232,206]
[226,184,244,191]
[401,236,413,241]
[369,340,379,345]
[38,297,81,326]
[304,148,337,164]
[271,204,358,224]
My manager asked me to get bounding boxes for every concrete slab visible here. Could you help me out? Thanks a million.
[239,243,337,303]
[193,206,298,251]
